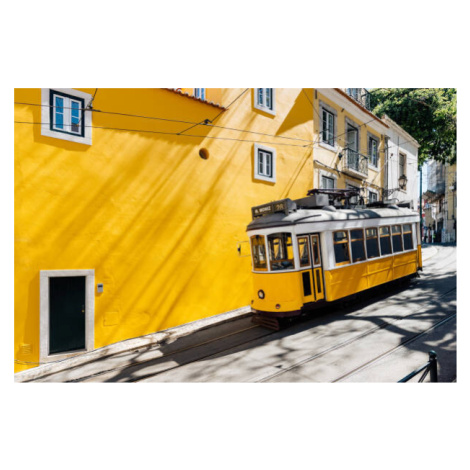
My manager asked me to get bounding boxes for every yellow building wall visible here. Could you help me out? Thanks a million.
[14,88,314,371]
[313,90,385,196]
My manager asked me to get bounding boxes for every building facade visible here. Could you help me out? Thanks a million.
[15,88,396,373]
[312,88,388,203]
[14,88,318,372]
[382,114,420,210]
[424,160,457,243]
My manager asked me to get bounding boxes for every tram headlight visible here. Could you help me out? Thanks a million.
[258,290,265,299]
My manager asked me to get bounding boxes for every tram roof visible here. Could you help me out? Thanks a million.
[247,206,419,231]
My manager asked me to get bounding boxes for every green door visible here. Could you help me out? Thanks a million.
[49,276,86,354]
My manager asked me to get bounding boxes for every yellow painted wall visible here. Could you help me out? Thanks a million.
[14,88,315,371]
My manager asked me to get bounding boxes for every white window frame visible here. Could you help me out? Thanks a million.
[368,132,379,169]
[254,143,276,183]
[321,175,335,189]
[322,109,335,146]
[194,88,206,100]
[39,269,95,363]
[254,88,276,115]
[51,93,83,135]
[41,88,93,145]
[319,169,337,189]
[368,189,379,203]
[319,100,338,151]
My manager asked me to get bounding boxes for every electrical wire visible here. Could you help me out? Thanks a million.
[14,121,312,148]
[15,99,313,144]
[210,88,249,123]
[301,90,385,150]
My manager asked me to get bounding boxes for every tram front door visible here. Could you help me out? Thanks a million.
[310,234,325,301]
[299,233,325,304]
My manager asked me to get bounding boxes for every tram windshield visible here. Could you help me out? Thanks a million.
[267,233,295,271]
[250,235,268,271]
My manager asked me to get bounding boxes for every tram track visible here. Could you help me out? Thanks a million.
[79,271,456,382]
[127,325,276,383]
[331,312,456,382]
[254,286,456,383]
[65,323,274,383]
[128,283,455,383]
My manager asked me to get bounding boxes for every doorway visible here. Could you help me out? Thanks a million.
[40,269,95,361]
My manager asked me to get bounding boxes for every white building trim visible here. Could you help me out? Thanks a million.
[39,269,95,363]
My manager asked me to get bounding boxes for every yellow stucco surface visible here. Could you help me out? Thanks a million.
[14,88,315,371]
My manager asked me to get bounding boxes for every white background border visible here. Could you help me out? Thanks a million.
[5,2,467,470]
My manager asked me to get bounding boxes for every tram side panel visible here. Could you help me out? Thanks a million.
[322,225,419,302]
[251,272,304,316]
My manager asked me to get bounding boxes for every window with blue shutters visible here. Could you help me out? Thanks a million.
[50,90,85,137]
[41,88,92,145]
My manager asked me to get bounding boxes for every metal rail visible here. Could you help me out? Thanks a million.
[398,351,438,383]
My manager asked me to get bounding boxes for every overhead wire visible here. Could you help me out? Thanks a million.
[210,88,249,123]
[14,121,311,148]
[14,98,313,144]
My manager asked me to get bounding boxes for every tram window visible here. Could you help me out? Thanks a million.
[250,235,268,271]
[298,237,310,267]
[268,233,295,271]
[350,229,366,262]
[312,235,321,265]
[366,228,380,259]
[333,231,350,266]
[379,226,392,256]
[392,225,403,253]
[403,224,413,250]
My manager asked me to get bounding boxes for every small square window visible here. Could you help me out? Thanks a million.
[41,88,92,145]
[321,175,335,189]
[254,143,276,183]
[254,88,276,115]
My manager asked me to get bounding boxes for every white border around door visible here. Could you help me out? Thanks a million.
[39,269,95,363]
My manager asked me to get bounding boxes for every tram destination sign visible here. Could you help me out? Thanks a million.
[251,199,295,219]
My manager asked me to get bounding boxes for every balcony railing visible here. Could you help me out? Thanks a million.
[343,148,368,178]
[344,88,371,111]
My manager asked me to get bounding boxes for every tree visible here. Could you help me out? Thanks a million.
[369,88,456,166]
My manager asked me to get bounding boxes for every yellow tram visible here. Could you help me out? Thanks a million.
[247,190,422,323]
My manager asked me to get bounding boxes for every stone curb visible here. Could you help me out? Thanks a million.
[15,305,252,383]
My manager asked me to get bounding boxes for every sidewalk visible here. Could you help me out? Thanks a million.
[15,305,252,382]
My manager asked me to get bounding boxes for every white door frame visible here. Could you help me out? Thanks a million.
[39,269,95,363]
